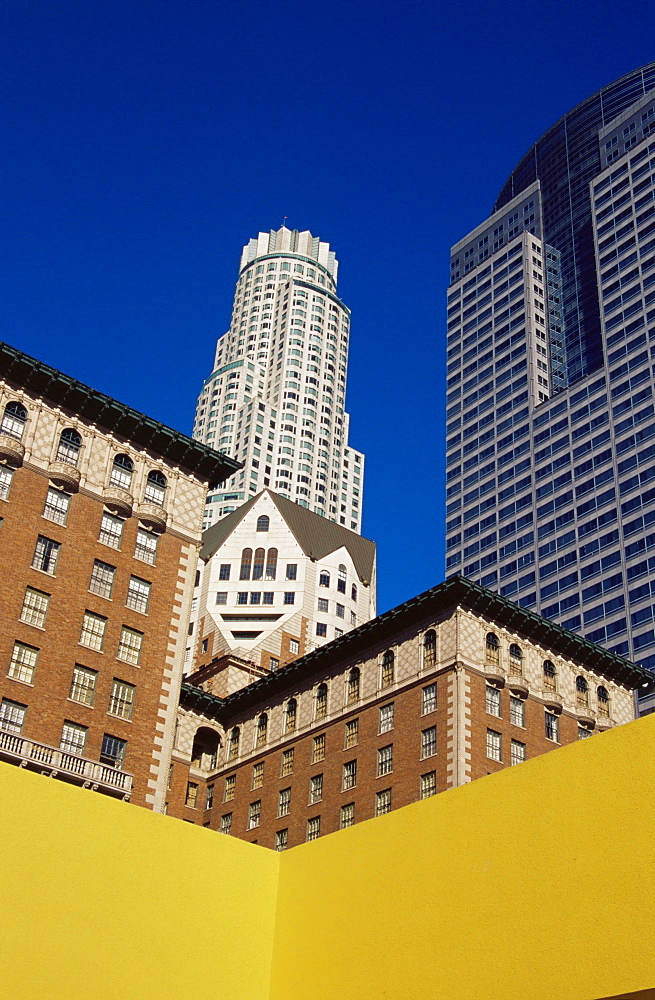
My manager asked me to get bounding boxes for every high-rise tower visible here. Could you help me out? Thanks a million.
[193,227,364,534]
[445,64,655,711]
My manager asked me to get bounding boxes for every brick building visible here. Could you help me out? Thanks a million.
[0,342,239,810]
[167,575,649,845]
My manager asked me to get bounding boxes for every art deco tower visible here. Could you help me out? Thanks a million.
[193,227,364,534]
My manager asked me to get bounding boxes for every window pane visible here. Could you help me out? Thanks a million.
[0,467,14,501]
[20,588,49,628]
[126,576,151,614]
[43,488,70,525]
[99,513,124,549]
[117,627,143,665]
[420,771,437,799]
[32,536,60,575]
[69,666,97,706]
[8,642,38,684]
[108,679,135,720]
[89,560,115,599]
[422,683,437,714]
[60,721,87,756]
[80,611,106,650]
[0,698,26,735]
[135,528,158,565]
[100,734,127,768]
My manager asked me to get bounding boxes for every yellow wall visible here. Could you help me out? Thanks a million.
[1,714,654,1000]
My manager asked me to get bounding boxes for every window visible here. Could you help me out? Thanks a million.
[342,759,357,790]
[486,684,501,717]
[375,789,392,816]
[576,676,589,707]
[285,592,296,606]
[422,683,437,714]
[80,611,107,650]
[423,629,437,668]
[312,733,326,763]
[219,563,231,581]
[186,782,198,808]
[239,548,253,580]
[379,703,394,734]
[336,603,345,618]
[286,564,297,580]
[578,725,593,740]
[108,679,135,720]
[306,816,321,841]
[381,649,395,688]
[99,513,124,549]
[377,744,393,776]
[224,775,236,801]
[289,639,299,654]
[0,698,26,735]
[485,632,499,664]
[347,667,360,704]
[116,626,143,665]
[1,400,27,439]
[510,739,526,765]
[420,771,437,799]
[56,428,81,466]
[20,587,49,628]
[109,454,134,491]
[545,711,559,742]
[345,719,359,748]
[220,813,232,835]
[509,695,525,727]
[135,528,158,565]
[256,515,270,531]
[597,685,610,717]
[252,762,264,789]
[255,713,268,747]
[60,721,87,756]
[421,726,437,759]
[280,749,295,781]
[237,592,248,605]
[275,829,288,851]
[319,571,330,587]
[252,547,265,581]
[316,622,326,636]
[317,597,329,613]
[8,641,38,684]
[99,734,127,769]
[509,643,523,674]
[32,536,60,575]
[0,466,14,502]
[340,803,355,829]
[206,785,214,809]
[126,576,151,614]
[337,564,347,594]
[351,583,358,602]
[228,727,240,760]
[486,729,502,762]
[543,660,557,692]
[43,487,70,525]
[69,665,97,706]
[284,699,297,734]
[309,774,323,804]
[144,470,166,506]
[315,683,328,719]
[265,548,277,581]
[89,560,115,599]
[248,800,261,830]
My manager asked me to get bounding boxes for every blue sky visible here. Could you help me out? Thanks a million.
[2,0,655,613]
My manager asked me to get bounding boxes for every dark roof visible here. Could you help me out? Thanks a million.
[181,575,654,721]
[201,489,376,583]
[0,341,242,488]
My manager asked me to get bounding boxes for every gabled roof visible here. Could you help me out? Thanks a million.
[0,342,242,488]
[200,489,376,584]
[181,575,653,722]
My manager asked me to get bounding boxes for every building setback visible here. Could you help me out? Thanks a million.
[165,576,648,846]
[0,342,240,810]
[444,64,655,712]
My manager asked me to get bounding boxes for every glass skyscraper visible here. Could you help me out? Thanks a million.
[445,64,655,712]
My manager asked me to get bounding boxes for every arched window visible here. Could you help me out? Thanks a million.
[485,633,499,665]
[239,548,253,581]
[576,676,589,707]
[191,727,220,770]
[347,667,360,704]
[319,571,330,587]
[597,685,610,716]
[56,428,82,466]
[337,564,347,594]
[228,726,240,761]
[315,683,328,721]
[252,547,265,581]
[1,401,27,440]
[543,660,557,692]
[423,629,437,669]
[144,470,167,505]
[109,454,134,490]
[351,583,358,602]
[509,644,523,674]
[284,698,297,734]
[256,713,268,748]
[256,514,270,532]
[381,649,395,688]
[266,548,278,581]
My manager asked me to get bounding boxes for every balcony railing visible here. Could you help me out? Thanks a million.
[0,730,133,799]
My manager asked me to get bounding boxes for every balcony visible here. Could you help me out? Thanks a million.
[102,485,133,517]
[507,673,529,697]
[48,460,81,491]
[136,501,167,532]
[0,730,133,799]
[596,714,614,730]
[543,690,563,712]
[483,662,505,684]
[0,433,25,466]
[576,705,596,727]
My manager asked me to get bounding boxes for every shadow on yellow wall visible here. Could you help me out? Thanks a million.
[1,714,654,1000]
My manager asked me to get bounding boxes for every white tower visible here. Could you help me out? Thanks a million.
[193,227,364,534]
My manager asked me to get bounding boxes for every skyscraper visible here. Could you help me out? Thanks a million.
[444,63,655,711]
[193,227,364,535]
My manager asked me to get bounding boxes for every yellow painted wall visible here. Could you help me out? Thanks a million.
[1,715,654,1000]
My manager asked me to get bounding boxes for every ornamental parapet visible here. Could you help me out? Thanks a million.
[48,460,81,491]
[0,730,133,799]
[0,433,25,466]
[507,673,529,697]
[136,501,167,532]
[103,485,134,516]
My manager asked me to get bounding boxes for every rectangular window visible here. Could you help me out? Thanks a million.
[60,721,87,756]
[420,771,437,799]
[312,733,326,763]
[117,627,143,665]
[224,775,236,801]
[316,622,326,636]
[8,641,38,684]
[379,703,394,734]
[281,749,294,776]
[99,513,124,549]
[89,559,115,599]
[381,655,394,688]
[43,487,70,525]
[134,528,158,565]
[69,665,97,706]
[248,800,261,830]
[205,784,214,809]
[252,761,264,789]
[0,467,14,502]
[220,813,232,835]
[421,726,437,759]
[20,587,49,628]
[126,576,151,614]
[486,684,501,717]
[215,592,227,605]
[342,759,357,790]
[80,611,107,651]
[289,639,299,654]
[237,592,248,605]
[336,603,345,618]
[275,829,288,851]
[340,803,355,829]
[510,695,525,727]
[377,744,393,776]
[100,734,127,769]
[278,787,291,817]
[317,597,329,613]
[545,711,559,742]
[186,781,198,808]
[486,728,502,761]
[306,816,321,841]
[309,774,323,804]
[510,739,526,765]
[578,725,593,739]
[219,563,231,580]
[108,678,135,720]
[422,683,437,714]
[375,788,392,816]
[344,719,359,748]
[0,698,26,735]
[32,535,60,575]
[286,564,297,580]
